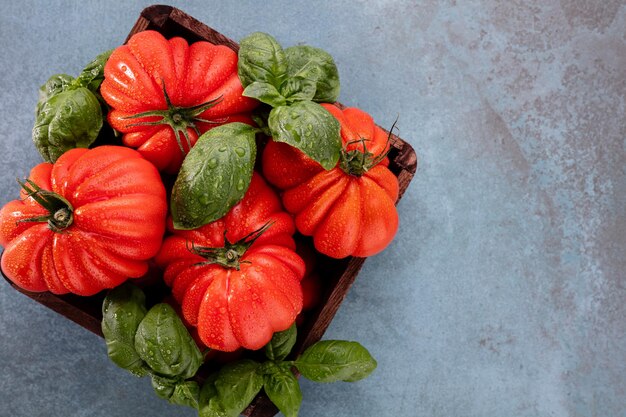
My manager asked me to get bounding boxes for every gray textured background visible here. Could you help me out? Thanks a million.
[1,1,625,416]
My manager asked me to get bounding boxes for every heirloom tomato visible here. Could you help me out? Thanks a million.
[101,30,257,173]
[0,146,167,296]
[262,103,399,259]
[155,173,304,352]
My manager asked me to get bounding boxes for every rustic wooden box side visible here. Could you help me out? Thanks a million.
[3,5,417,417]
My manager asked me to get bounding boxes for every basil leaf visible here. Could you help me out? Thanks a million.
[243,81,286,107]
[199,373,229,417]
[101,283,149,376]
[280,77,317,104]
[36,74,74,117]
[134,303,203,379]
[151,374,177,400]
[263,362,302,417]
[238,32,288,89]
[265,323,297,361]
[268,101,341,170]
[170,380,201,409]
[33,87,103,162]
[285,45,340,103]
[294,340,377,383]
[75,49,113,91]
[171,123,257,230]
[151,375,199,409]
[214,360,263,416]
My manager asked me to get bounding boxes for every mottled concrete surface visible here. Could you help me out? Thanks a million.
[1,1,625,416]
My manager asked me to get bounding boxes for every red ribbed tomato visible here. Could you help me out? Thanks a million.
[155,173,304,352]
[101,30,257,173]
[0,146,167,295]
[262,103,399,259]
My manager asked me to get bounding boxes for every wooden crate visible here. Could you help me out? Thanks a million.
[3,5,417,417]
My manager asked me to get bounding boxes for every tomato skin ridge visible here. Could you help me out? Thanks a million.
[1,225,52,292]
[293,173,349,237]
[313,179,362,258]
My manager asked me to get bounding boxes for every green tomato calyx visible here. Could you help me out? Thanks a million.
[121,83,224,155]
[188,221,274,270]
[339,138,387,177]
[338,118,397,177]
[17,178,74,232]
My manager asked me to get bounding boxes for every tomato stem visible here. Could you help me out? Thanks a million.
[188,222,274,270]
[338,117,398,176]
[17,178,74,232]
[121,83,225,154]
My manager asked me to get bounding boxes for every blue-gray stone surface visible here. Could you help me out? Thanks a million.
[1,1,625,416]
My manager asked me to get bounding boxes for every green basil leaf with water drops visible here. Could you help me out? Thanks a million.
[36,74,74,116]
[75,49,113,91]
[32,50,112,162]
[268,101,341,170]
[264,323,297,361]
[151,374,177,400]
[33,86,103,162]
[294,340,377,383]
[280,77,317,104]
[171,122,257,230]
[285,45,340,103]
[262,362,302,417]
[242,81,286,107]
[238,32,288,89]
[101,283,149,377]
[134,303,203,379]
[214,360,263,416]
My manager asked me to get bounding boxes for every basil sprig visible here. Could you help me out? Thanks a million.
[200,324,377,417]
[238,32,341,170]
[103,286,376,417]
[101,284,204,408]
[171,122,257,230]
[33,49,112,162]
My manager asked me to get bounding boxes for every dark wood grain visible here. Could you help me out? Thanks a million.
[2,5,418,417]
